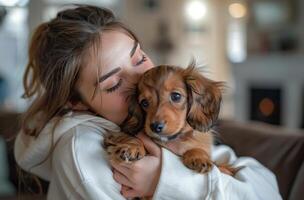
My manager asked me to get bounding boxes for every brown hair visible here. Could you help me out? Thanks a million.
[22,5,138,137]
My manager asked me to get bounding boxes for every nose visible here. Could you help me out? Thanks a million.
[150,122,165,133]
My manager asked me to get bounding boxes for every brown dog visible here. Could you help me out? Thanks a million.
[104,63,235,174]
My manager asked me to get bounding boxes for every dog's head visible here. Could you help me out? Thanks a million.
[121,62,223,141]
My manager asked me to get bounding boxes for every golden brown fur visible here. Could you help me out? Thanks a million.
[104,62,236,176]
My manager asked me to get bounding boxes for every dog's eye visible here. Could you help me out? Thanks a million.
[140,99,149,108]
[171,92,181,102]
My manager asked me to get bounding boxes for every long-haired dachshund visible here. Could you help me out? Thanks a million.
[104,62,236,175]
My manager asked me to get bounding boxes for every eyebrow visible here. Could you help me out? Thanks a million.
[97,67,121,83]
[130,41,138,57]
[96,42,138,84]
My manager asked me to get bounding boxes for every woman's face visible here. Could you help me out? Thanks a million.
[76,30,154,124]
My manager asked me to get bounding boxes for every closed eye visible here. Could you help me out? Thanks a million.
[105,78,123,93]
[134,54,147,66]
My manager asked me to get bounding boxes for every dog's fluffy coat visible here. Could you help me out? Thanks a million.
[104,63,237,175]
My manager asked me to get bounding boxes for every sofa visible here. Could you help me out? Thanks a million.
[217,120,304,200]
[0,112,303,200]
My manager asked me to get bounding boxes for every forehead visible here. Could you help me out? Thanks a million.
[99,30,135,71]
[79,30,135,82]
[138,69,185,94]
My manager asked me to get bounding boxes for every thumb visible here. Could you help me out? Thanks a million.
[136,132,161,157]
[121,187,139,198]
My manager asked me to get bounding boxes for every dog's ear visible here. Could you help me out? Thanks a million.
[120,87,145,136]
[182,62,224,132]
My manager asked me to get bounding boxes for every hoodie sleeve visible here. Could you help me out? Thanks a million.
[14,130,53,181]
[14,113,126,200]
[153,145,282,200]
[47,124,126,200]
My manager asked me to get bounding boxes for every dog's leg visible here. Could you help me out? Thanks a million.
[104,132,146,164]
[182,148,213,173]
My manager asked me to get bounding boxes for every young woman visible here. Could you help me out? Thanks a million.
[14,5,282,200]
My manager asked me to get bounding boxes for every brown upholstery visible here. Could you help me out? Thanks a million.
[217,119,304,200]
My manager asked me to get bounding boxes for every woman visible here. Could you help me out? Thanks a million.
[14,5,282,200]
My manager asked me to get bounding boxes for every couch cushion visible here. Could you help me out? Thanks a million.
[218,119,304,200]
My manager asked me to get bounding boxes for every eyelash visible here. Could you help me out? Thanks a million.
[135,54,147,66]
[105,78,123,93]
[103,53,147,94]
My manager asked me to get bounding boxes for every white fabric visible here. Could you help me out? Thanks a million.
[14,112,282,200]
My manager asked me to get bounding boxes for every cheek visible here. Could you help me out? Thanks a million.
[143,58,154,72]
[136,58,154,75]
[103,95,124,109]
[93,92,129,124]
[105,93,128,112]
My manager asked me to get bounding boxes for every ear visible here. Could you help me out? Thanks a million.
[120,87,145,136]
[182,64,224,132]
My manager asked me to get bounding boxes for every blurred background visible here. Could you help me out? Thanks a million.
[0,1,304,199]
[0,0,304,130]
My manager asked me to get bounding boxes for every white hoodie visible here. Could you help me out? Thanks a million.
[14,111,282,200]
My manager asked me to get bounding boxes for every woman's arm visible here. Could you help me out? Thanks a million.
[113,134,282,200]
[153,145,282,200]
[15,122,127,200]
[51,125,128,200]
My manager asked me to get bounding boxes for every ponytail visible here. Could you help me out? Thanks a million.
[23,22,49,98]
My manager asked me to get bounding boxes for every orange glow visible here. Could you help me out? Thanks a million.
[229,3,247,19]
[259,98,275,117]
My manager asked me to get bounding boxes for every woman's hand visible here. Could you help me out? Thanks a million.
[111,132,162,198]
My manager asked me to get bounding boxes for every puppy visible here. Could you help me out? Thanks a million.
[104,62,236,174]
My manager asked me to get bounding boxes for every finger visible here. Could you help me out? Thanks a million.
[121,185,134,197]
[113,170,133,187]
[136,132,161,156]
[121,187,140,198]
[111,161,133,173]
[121,185,131,192]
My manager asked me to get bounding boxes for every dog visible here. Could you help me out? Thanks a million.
[104,62,236,175]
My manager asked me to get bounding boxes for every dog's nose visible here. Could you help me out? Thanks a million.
[150,122,164,133]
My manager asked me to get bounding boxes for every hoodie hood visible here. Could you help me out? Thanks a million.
[14,111,120,180]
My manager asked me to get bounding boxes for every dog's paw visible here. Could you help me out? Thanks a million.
[113,145,145,163]
[182,148,213,173]
[104,132,146,164]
